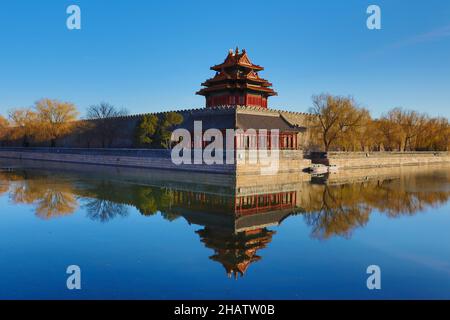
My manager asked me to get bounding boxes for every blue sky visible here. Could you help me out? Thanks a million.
[0,0,449,118]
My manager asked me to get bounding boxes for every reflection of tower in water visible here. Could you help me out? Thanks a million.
[1,164,307,278]
[173,189,299,279]
[197,227,275,279]
[4,164,450,279]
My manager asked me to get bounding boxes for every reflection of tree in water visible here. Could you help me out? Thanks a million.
[34,189,77,219]
[0,171,181,222]
[362,176,450,217]
[6,172,78,219]
[134,187,158,216]
[302,171,450,239]
[133,186,178,221]
[0,172,11,195]
[0,171,31,197]
[2,167,450,237]
[84,198,129,223]
[79,181,179,222]
[303,184,370,239]
[80,180,129,222]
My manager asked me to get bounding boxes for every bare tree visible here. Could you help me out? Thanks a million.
[381,108,430,151]
[310,94,368,151]
[86,103,128,148]
[308,95,448,152]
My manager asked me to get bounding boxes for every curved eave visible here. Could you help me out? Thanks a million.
[196,84,278,96]
[211,63,264,72]
[201,77,273,87]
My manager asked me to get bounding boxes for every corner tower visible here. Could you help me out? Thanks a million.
[196,48,278,108]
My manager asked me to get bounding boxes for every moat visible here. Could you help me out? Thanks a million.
[1,159,450,299]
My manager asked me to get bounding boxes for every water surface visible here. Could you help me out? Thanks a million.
[0,159,450,299]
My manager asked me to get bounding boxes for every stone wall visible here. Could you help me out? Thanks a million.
[236,149,312,175]
[3,106,317,150]
[0,148,235,174]
[235,106,317,150]
[2,148,448,174]
[0,147,312,175]
[236,172,311,197]
[0,157,236,194]
[311,151,450,169]
[278,110,318,150]
[322,163,450,186]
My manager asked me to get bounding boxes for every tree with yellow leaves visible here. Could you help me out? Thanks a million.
[310,94,369,151]
[377,108,448,151]
[0,115,10,145]
[8,108,38,147]
[309,95,449,152]
[33,98,80,147]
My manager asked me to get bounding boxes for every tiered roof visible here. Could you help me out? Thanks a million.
[197,228,275,279]
[196,48,278,98]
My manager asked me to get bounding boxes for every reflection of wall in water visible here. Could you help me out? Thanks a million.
[171,189,298,217]
[3,164,450,277]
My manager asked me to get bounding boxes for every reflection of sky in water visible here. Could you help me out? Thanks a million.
[0,162,450,299]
